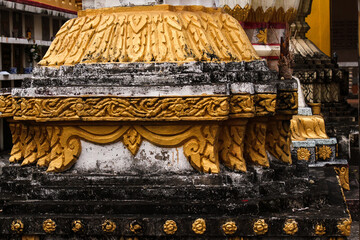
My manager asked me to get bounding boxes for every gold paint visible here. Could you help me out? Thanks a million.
[334,167,350,191]
[256,29,268,44]
[11,219,24,233]
[43,219,56,233]
[276,92,298,115]
[253,219,268,235]
[247,6,275,23]
[39,5,259,66]
[14,96,229,122]
[21,236,40,240]
[102,220,116,233]
[222,221,237,235]
[0,95,19,117]
[229,95,255,117]
[254,94,276,116]
[297,148,311,161]
[244,119,269,167]
[122,128,142,155]
[266,119,292,164]
[192,218,206,235]
[318,146,332,161]
[163,220,177,235]
[290,115,329,141]
[72,220,83,233]
[315,223,326,236]
[130,221,142,234]
[283,219,298,235]
[223,4,251,22]
[270,7,297,23]
[337,218,352,236]
[219,120,247,172]
[328,238,345,240]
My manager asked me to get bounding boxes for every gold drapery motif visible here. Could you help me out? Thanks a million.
[38,5,259,66]
[290,115,329,141]
[266,119,292,164]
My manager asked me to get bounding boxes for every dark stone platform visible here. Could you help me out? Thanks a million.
[0,156,351,239]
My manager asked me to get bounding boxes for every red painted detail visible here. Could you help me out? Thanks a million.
[268,22,286,29]
[242,22,268,29]
[6,0,77,15]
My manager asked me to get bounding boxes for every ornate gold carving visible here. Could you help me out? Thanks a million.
[21,236,40,240]
[266,119,292,164]
[219,121,247,172]
[72,220,83,233]
[315,223,326,236]
[39,5,258,67]
[102,220,116,233]
[254,94,276,116]
[270,7,297,23]
[192,218,206,235]
[290,115,329,141]
[253,219,268,235]
[163,220,177,235]
[223,4,251,22]
[247,6,275,23]
[222,221,237,235]
[15,96,229,122]
[244,119,269,167]
[256,29,268,44]
[318,146,332,161]
[229,95,255,117]
[11,220,24,233]
[334,167,350,191]
[43,219,56,233]
[122,128,142,155]
[297,148,311,161]
[276,92,298,114]
[337,218,352,236]
[0,95,19,117]
[130,221,143,234]
[283,219,298,235]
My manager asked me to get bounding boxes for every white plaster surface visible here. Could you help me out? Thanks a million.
[83,0,219,8]
[74,139,193,174]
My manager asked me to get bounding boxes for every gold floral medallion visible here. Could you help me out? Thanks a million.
[337,218,352,236]
[318,146,332,160]
[315,223,326,236]
[222,221,237,235]
[43,219,56,233]
[72,220,83,233]
[163,220,177,235]
[297,148,311,161]
[253,219,268,235]
[192,218,206,234]
[130,221,143,234]
[11,220,24,233]
[102,220,116,233]
[283,219,298,235]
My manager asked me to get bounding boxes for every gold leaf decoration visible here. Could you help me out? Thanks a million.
[334,167,350,191]
[253,219,268,235]
[72,220,83,233]
[266,119,292,164]
[43,219,56,233]
[102,220,116,233]
[163,220,177,235]
[318,146,332,161]
[314,223,326,236]
[122,128,142,155]
[337,218,352,236]
[256,29,268,44]
[297,148,311,161]
[283,219,298,235]
[11,220,24,233]
[290,115,329,141]
[39,5,259,66]
[192,218,206,235]
[222,221,237,235]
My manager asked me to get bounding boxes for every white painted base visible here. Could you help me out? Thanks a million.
[82,0,218,8]
[74,139,193,174]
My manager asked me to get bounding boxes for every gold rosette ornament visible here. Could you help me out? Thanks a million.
[222,221,237,235]
[318,146,332,160]
[283,219,298,235]
[11,220,24,233]
[337,218,352,236]
[72,220,83,233]
[43,219,56,233]
[130,221,143,234]
[253,219,268,235]
[163,220,177,235]
[192,218,206,234]
[315,223,326,236]
[297,148,311,161]
[102,220,116,233]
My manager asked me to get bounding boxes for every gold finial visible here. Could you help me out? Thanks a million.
[43,219,56,233]
[253,219,268,235]
[222,221,237,235]
[297,148,311,161]
[314,223,326,236]
[11,220,24,233]
[163,220,177,235]
[192,218,206,235]
[130,221,143,234]
[283,219,298,235]
[102,220,116,233]
[72,220,83,233]
[337,218,352,236]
